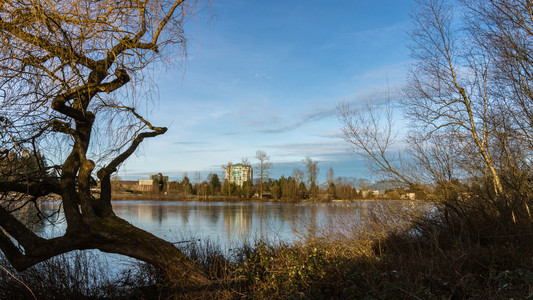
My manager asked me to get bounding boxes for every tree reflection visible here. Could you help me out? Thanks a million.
[35,201,427,249]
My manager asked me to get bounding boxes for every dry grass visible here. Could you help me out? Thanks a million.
[0,251,134,299]
[1,197,532,299]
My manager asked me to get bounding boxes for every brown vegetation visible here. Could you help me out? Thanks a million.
[2,199,532,299]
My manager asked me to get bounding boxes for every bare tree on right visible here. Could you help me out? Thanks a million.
[304,157,319,199]
[255,150,272,199]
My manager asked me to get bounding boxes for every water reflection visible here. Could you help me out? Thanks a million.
[32,200,422,249]
[0,200,64,238]
[110,201,397,247]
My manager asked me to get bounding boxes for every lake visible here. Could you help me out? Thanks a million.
[34,200,421,250]
[4,199,425,279]
[113,200,388,246]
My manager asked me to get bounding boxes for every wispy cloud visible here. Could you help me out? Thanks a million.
[315,130,343,140]
[351,61,410,82]
[256,107,336,134]
[229,97,283,126]
[173,141,208,145]
[348,21,410,43]
[266,140,346,161]
[218,106,337,136]
[270,152,370,181]
[177,148,231,154]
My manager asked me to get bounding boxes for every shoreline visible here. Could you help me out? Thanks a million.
[24,193,413,203]
[110,193,408,202]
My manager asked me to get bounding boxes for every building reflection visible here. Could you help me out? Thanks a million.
[136,203,155,222]
[35,200,426,249]
[223,204,252,238]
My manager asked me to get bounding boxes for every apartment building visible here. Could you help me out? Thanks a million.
[224,163,253,187]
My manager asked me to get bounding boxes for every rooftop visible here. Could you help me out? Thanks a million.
[229,163,251,167]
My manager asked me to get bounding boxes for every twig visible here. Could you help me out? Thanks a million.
[0,265,37,300]
[172,239,200,245]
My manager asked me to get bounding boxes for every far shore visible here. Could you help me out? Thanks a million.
[20,192,414,202]
[110,192,410,202]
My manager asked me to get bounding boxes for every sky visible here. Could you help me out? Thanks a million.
[118,0,416,183]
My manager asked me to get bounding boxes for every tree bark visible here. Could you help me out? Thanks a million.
[88,216,210,286]
[0,0,211,286]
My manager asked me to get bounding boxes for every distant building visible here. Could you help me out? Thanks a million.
[138,179,153,191]
[401,192,416,200]
[137,174,169,192]
[361,190,380,198]
[149,174,169,181]
[225,163,253,187]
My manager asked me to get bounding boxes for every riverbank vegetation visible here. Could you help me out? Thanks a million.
[110,171,420,202]
[1,199,532,299]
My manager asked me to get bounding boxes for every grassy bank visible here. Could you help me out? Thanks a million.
[111,192,296,202]
[2,199,532,299]
[111,192,238,201]
[111,192,400,202]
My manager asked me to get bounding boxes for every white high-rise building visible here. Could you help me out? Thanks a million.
[224,163,253,187]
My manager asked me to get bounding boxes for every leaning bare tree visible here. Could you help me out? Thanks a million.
[0,0,209,285]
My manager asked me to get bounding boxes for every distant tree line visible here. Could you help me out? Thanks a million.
[152,157,429,201]
[111,148,438,200]
[160,172,432,201]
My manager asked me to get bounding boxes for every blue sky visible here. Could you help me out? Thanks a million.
[118,0,415,183]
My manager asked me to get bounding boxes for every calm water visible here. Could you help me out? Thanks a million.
[33,200,414,248]
[6,200,423,277]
